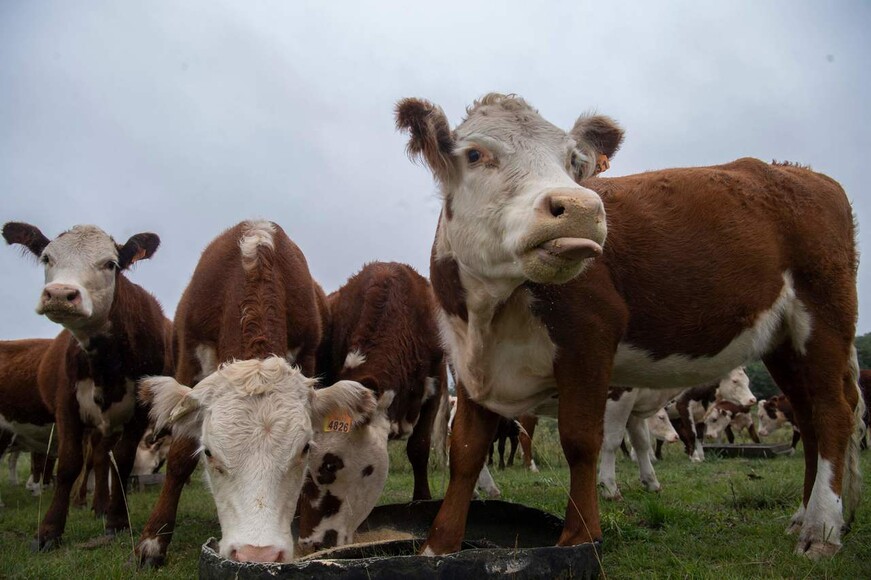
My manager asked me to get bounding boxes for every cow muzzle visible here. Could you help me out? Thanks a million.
[37,283,89,320]
[520,188,606,284]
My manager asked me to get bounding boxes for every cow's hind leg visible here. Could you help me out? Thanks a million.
[764,338,863,558]
[406,381,441,501]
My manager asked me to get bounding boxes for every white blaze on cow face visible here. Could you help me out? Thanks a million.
[141,356,376,563]
[716,367,757,406]
[2,222,159,343]
[397,94,621,285]
[298,392,393,552]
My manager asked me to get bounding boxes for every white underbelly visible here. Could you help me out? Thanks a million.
[0,415,56,453]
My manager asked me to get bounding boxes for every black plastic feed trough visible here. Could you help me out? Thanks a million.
[199,500,602,579]
[703,442,794,459]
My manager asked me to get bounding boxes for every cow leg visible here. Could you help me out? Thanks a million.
[507,434,518,467]
[421,384,499,555]
[105,409,149,535]
[488,441,495,466]
[654,438,664,461]
[9,452,21,487]
[497,436,507,470]
[748,423,761,444]
[556,354,609,547]
[135,435,200,568]
[406,380,441,501]
[34,409,84,551]
[725,425,736,444]
[692,422,706,462]
[792,428,802,449]
[91,431,119,517]
[72,434,94,508]
[763,335,862,558]
[627,416,660,493]
[475,463,501,498]
[598,396,633,501]
[518,415,538,472]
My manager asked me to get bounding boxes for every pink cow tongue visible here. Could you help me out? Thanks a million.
[539,237,602,261]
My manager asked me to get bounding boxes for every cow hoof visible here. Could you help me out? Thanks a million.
[643,482,662,493]
[31,537,61,553]
[786,521,802,535]
[796,540,840,559]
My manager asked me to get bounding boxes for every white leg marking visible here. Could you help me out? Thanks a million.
[796,458,844,558]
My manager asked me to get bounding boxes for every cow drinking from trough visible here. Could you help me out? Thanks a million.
[297,261,447,552]
[137,221,375,566]
[3,222,169,551]
[396,93,863,558]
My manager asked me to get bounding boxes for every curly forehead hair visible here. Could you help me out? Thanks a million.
[463,93,538,120]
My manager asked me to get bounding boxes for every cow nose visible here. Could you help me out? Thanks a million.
[42,284,81,305]
[536,188,605,223]
[749,397,757,405]
[232,544,284,563]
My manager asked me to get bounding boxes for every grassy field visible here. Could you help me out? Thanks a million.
[1,421,869,579]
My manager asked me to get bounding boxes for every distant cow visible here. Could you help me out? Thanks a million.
[859,370,871,450]
[132,427,172,477]
[517,414,539,472]
[298,262,448,552]
[758,395,802,448]
[489,417,520,470]
[623,408,681,462]
[704,400,760,443]
[3,222,169,551]
[398,92,862,558]
[138,220,374,566]
[665,368,757,462]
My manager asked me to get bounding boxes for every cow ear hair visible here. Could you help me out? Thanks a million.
[139,376,203,440]
[118,233,160,270]
[311,380,377,427]
[395,98,458,184]
[2,222,51,257]
[571,113,625,176]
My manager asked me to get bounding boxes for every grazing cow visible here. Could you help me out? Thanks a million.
[758,395,802,449]
[489,417,520,470]
[297,261,448,552]
[132,427,172,477]
[137,220,374,566]
[704,400,760,443]
[621,408,680,462]
[397,93,863,558]
[3,222,169,551]
[665,368,757,462]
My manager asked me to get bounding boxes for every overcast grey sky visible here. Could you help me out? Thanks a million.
[1,1,869,341]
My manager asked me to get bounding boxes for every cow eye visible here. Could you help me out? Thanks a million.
[467,149,481,164]
[104,260,118,271]
[302,443,310,455]
[203,448,212,457]
[40,255,50,265]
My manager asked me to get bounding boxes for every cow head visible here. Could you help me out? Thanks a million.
[715,367,757,406]
[647,408,679,443]
[296,391,394,553]
[2,222,159,338]
[140,357,376,563]
[757,398,787,436]
[397,94,623,285]
[704,403,737,440]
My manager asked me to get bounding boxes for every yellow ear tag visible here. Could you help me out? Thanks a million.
[594,154,610,175]
[324,412,352,433]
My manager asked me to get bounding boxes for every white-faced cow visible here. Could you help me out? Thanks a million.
[758,394,802,448]
[137,220,374,566]
[397,93,863,558]
[665,367,757,462]
[297,261,448,552]
[704,400,760,444]
[3,222,169,551]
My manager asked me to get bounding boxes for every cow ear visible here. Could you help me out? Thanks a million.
[118,233,160,270]
[311,380,377,428]
[139,376,203,440]
[395,98,458,184]
[2,222,50,257]
[571,114,625,177]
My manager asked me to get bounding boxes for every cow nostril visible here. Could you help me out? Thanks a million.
[66,290,80,302]
[549,198,566,218]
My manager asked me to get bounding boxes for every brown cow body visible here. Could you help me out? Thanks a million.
[397,94,862,559]
[298,261,447,550]
[136,220,327,567]
[3,222,169,551]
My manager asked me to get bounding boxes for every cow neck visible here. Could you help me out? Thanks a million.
[71,275,145,408]
[435,221,526,400]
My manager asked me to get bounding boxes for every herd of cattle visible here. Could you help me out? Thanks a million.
[1,92,869,568]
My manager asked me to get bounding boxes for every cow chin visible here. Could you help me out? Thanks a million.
[38,302,90,324]
[520,249,597,285]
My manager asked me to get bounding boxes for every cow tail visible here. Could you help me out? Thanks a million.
[843,346,865,525]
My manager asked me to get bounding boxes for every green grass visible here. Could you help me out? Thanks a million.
[1,420,869,578]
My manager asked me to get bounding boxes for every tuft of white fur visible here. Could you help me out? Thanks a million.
[842,347,865,525]
[238,220,276,271]
[217,357,308,396]
[343,350,367,370]
[139,376,193,434]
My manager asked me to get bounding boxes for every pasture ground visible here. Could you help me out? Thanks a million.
[0,421,868,578]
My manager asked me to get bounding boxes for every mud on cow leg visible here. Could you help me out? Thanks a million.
[422,386,499,555]
[135,435,200,568]
[763,332,862,558]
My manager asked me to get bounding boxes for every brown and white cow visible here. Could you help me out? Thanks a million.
[396,93,863,558]
[3,222,170,551]
[489,417,520,470]
[704,400,760,443]
[137,220,374,566]
[758,394,802,449]
[297,261,447,552]
[517,414,539,472]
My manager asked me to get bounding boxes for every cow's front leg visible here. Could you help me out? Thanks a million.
[555,357,610,547]
[91,430,119,517]
[421,384,499,555]
[105,409,149,535]
[627,415,660,493]
[34,409,84,552]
